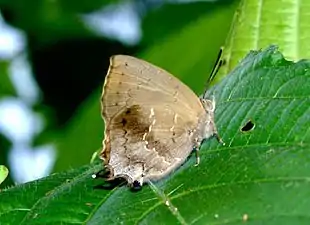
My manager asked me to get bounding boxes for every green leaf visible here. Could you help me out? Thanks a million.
[0,135,12,187]
[216,0,310,84]
[1,46,309,224]
[0,163,103,224]
[0,165,9,185]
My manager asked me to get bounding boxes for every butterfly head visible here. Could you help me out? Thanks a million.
[199,97,219,140]
[199,97,224,145]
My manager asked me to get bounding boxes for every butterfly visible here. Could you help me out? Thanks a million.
[93,54,223,190]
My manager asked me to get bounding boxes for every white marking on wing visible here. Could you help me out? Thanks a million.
[174,114,178,124]
[142,133,147,140]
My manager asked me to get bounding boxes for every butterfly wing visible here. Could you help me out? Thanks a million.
[101,55,208,184]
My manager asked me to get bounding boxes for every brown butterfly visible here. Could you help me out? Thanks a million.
[93,55,223,189]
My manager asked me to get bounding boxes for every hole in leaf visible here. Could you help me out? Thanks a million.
[241,120,255,132]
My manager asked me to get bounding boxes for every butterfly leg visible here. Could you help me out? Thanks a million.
[194,145,200,166]
[193,133,224,167]
[213,132,225,146]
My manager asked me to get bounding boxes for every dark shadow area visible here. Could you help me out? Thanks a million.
[93,177,126,191]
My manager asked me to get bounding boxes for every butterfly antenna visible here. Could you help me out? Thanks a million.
[203,47,223,98]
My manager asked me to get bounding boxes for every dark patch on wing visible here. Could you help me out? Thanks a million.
[112,105,149,142]
[121,118,127,126]
[110,104,177,162]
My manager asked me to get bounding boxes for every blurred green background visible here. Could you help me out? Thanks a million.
[0,0,239,187]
